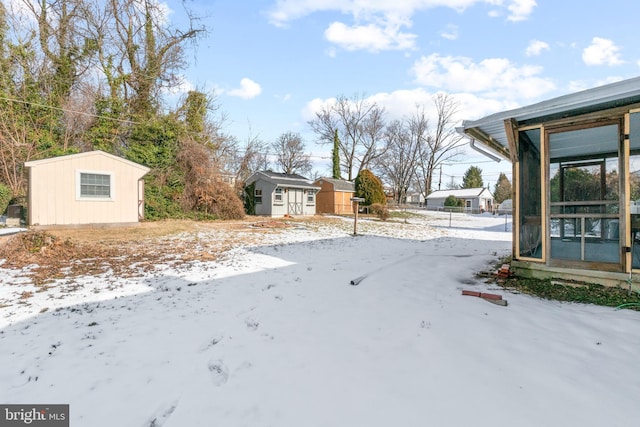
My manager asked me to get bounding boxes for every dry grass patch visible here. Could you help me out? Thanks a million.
[0,217,344,285]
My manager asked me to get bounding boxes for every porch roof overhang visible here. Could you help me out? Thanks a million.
[458,76,640,161]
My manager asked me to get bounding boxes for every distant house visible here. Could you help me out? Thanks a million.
[245,171,320,217]
[24,150,150,227]
[405,192,425,205]
[219,172,237,188]
[425,188,494,213]
[313,178,355,215]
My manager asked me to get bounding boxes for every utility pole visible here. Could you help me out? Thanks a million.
[438,165,442,190]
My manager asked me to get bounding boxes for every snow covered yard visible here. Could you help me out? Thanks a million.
[0,211,639,427]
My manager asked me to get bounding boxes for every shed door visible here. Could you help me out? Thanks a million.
[288,189,303,215]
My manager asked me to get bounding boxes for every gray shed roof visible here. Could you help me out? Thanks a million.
[459,76,640,158]
[314,177,355,192]
[247,171,320,190]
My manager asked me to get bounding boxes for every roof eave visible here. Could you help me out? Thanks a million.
[462,127,511,161]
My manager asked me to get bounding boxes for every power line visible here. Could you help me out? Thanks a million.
[0,95,139,125]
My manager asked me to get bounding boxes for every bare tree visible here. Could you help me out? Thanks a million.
[84,0,206,118]
[308,94,386,180]
[233,129,269,186]
[376,119,421,204]
[415,93,463,199]
[271,131,312,176]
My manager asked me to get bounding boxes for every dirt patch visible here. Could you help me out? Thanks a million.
[0,217,345,286]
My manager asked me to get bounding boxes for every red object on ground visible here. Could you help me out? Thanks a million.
[462,290,482,297]
[496,264,511,278]
[462,290,503,300]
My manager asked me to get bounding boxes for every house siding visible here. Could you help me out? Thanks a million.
[25,151,148,226]
[254,181,277,216]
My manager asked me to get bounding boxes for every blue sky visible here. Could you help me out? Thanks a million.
[167,0,640,188]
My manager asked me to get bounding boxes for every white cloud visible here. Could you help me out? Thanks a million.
[440,24,459,41]
[324,21,417,52]
[506,0,537,22]
[162,75,195,96]
[267,1,536,51]
[582,37,624,66]
[410,53,556,100]
[525,39,549,57]
[228,78,262,99]
[302,88,514,133]
[568,76,625,93]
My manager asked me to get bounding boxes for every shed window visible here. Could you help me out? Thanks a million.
[274,188,283,203]
[255,188,263,204]
[307,191,315,204]
[80,173,111,198]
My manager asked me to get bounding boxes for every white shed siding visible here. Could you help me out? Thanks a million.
[26,151,149,226]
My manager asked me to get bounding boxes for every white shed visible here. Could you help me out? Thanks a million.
[246,171,320,217]
[24,150,150,226]
[426,187,494,213]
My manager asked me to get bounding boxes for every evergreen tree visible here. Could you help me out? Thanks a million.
[355,169,386,206]
[462,166,484,188]
[332,129,341,179]
[493,172,512,203]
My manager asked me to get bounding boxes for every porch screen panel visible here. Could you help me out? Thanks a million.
[629,112,640,268]
[548,124,620,265]
[518,128,542,259]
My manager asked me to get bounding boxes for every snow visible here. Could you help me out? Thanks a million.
[1,211,639,427]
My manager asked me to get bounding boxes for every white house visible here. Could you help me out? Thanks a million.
[245,171,320,217]
[24,150,150,226]
[425,187,494,213]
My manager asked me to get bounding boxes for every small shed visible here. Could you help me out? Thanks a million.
[459,76,640,289]
[24,150,150,226]
[426,188,494,213]
[313,178,355,214]
[245,171,320,217]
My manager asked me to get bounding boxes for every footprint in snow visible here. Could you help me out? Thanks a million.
[245,318,259,331]
[197,335,223,353]
[146,398,179,427]
[207,360,229,386]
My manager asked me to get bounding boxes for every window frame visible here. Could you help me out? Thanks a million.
[76,170,114,201]
[306,190,315,205]
[274,187,283,204]
[254,188,263,204]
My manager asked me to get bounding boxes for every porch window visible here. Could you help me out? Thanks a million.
[255,188,263,204]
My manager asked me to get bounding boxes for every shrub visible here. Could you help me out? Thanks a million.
[0,183,12,215]
[369,203,389,221]
[355,169,386,206]
[444,195,463,207]
[243,182,256,215]
[178,139,245,220]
